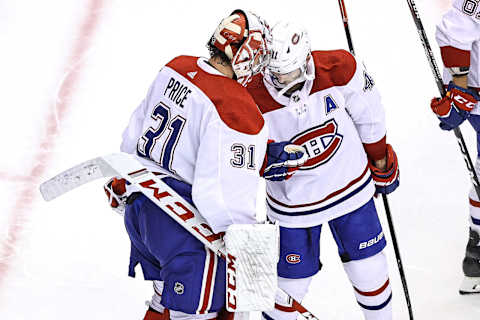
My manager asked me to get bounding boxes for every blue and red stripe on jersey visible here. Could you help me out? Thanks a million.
[267,165,371,216]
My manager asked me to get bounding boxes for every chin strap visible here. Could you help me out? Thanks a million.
[270,59,315,98]
[275,75,307,97]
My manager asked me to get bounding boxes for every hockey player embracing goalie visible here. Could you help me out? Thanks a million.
[247,22,400,320]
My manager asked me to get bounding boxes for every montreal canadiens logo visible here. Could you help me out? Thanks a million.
[286,254,301,264]
[291,119,343,170]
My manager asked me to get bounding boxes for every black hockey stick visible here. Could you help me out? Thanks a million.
[337,1,415,319]
[381,194,414,320]
[405,0,480,199]
[337,0,355,55]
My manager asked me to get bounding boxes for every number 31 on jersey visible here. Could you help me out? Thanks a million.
[137,102,186,173]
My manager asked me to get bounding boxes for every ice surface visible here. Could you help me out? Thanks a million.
[1,0,479,319]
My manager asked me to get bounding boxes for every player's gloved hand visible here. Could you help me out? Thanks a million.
[260,140,308,181]
[431,82,479,130]
[104,177,132,215]
[368,144,399,195]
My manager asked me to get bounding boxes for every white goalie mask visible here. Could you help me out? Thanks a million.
[210,10,271,86]
[264,21,314,96]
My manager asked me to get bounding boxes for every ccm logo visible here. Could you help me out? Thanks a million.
[138,179,224,244]
[226,254,237,310]
[286,254,301,264]
[452,94,477,110]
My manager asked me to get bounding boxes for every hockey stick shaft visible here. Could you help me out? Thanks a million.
[39,153,321,320]
[337,0,355,55]
[337,1,414,319]
[405,0,480,200]
[382,194,414,320]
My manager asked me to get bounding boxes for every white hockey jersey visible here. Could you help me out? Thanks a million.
[436,0,480,105]
[120,56,268,233]
[248,50,386,228]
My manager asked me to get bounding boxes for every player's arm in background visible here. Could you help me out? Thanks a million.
[339,52,399,194]
[436,0,480,88]
[431,1,480,131]
[191,95,268,234]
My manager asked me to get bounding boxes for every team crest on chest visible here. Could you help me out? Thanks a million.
[290,119,343,170]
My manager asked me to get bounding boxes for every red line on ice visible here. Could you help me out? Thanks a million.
[0,172,31,182]
[0,0,106,293]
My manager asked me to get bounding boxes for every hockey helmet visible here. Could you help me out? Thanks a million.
[264,21,314,95]
[210,9,271,86]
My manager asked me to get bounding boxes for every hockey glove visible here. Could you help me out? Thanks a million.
[368,144,399,195]
[260,140,308,181]
[103,177,133,215]
[431,82,479,130]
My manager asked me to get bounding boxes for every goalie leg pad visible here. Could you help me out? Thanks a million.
[224,223,280,312]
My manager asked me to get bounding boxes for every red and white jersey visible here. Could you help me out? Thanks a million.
[121,56,268,233]
[436,0,480,110]
[248,50,386,228]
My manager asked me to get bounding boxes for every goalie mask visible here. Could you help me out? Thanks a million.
[210,9,271,86]
[264,21,314,96]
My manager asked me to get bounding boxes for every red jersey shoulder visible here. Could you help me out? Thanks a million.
[166,56,264,135]
[247,74,284,114]
[310,50,357,93]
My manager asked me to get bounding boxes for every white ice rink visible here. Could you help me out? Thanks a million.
[1,0,479,319]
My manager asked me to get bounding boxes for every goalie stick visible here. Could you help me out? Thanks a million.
[39,152,321,320]
[337,1,414,319]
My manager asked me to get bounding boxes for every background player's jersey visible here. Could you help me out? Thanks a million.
[248,50,385,228]
[121,56,268,233]
[436,0,480,109]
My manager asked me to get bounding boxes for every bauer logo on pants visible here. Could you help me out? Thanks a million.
[290,119,343,170]
[286,253,301,264]
[359,231,384,250]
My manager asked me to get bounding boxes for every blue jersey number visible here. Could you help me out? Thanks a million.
[137,102,186,173]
